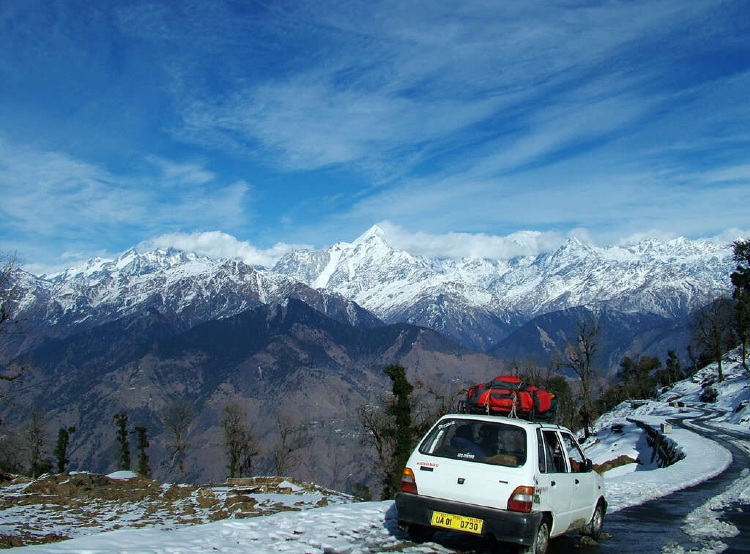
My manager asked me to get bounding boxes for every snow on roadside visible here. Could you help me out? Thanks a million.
[586,403,732,513]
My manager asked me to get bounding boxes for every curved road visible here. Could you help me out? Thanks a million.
[569,411,750,553]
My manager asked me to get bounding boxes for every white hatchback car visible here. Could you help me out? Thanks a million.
[395,413,606,554]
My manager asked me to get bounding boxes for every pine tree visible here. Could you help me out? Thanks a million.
[731,239,750,371]
[134,426,150,477]
[54,426,76,473]
[383,364,415,499]
[113,412,131,470]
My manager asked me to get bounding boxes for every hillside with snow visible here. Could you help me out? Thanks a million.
[3,353,749,553]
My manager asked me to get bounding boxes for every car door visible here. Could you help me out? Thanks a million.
[536,429,577,536]
[560,431,597,524]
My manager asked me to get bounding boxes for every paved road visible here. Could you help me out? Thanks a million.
[566,411,750,553]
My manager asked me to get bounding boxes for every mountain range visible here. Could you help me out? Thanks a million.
[0,226,736,490]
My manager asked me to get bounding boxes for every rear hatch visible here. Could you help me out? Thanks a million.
[408,417,532,510]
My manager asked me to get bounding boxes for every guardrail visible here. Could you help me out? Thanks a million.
[627,418,686,468]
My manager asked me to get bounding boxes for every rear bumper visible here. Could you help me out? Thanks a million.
[395,492,543,546]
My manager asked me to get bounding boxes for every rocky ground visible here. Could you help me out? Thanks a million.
[0,471,353,549]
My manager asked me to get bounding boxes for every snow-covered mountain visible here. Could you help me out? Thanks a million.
[273,225,734,349]
[4,247,382,359]
[4,225,735,360]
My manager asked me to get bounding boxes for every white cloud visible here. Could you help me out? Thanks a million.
[710,228,750,246]
[376,220,567,259]
[140,231,308,268]
[145,156,216,186]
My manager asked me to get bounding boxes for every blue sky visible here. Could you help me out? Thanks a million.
[1,0,748,274]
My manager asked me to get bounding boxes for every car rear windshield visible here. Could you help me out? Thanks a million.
[418,418,527,467]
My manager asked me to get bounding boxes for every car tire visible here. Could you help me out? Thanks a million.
[518,518,550,554]
[587,501,605,540]
[407,524,435,543]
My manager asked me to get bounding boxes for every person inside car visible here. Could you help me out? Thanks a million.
[450,424,486,457]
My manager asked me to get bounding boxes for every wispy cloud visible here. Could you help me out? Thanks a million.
[377,221,567,259]
[0,137,252,270]
[0,0,747,270]
[173,0,725,179]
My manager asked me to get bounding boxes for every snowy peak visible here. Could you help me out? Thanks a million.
[49,248,210,284]
[274,224,424,293]
[352,224,387,245]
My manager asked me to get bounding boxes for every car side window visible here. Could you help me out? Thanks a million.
[561,432,588,473]
[540,430,567,473]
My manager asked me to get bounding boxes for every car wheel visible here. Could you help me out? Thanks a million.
[407,524,435,543]
[587,502,605,540]
[518,519,550,554]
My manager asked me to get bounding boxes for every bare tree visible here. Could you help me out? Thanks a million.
[26,407,49,477]
[271,413,305,477]
[358,403,394,497]
[560,316,601,438]
[693,298,735,383]
[412,379,464,428]
[163,398,193,483]
[221,402,258,479]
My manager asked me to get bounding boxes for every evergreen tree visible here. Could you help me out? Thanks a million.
[731,239,750,371]
[693,299,735,383]
[53,426,76,473]
[618,355,661,398]
[660,350,684,385]
[383,364,415,499]
[545,374,575,429]
[134,426,150,477]
[113,412,131,470]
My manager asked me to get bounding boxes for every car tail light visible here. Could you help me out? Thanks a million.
[507,485,534,513]
[400,467,418,494]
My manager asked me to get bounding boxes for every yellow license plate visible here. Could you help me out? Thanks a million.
[430,511,484,534]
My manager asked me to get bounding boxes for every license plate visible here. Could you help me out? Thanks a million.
[430,511,484,534]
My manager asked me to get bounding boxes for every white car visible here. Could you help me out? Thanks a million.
[395,413,606,554]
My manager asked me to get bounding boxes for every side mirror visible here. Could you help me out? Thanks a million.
[585,459,593,472]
